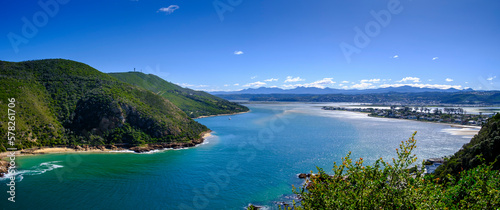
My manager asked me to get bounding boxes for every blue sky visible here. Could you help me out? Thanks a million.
[1,0,499,91]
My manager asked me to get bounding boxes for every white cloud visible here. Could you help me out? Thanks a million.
[158,5,179,14]
[428,79,433,81]
[487,76,496,81]
[250,76,257,79]
[445,78,453,82]
[234,51,244,55]
[243,81,266,88]
[360,78,381,83]
[392,55,399,59]
[224,84,229,87]
[264,78,278,82]
[303,78,335,88]
[281,84,303,89]
[342,81,349,83]
[351,83,375,89]
[234,83,240,86]
[178,83,208,88]
[432,57,439,61]
[398,77,421,83]
[281,78,336,89]
[379,83,462,90]
[284,76,305,83]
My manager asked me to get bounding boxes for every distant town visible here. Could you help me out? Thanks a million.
[322,106,497,126]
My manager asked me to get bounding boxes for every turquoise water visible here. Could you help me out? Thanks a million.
[1,103,474,209]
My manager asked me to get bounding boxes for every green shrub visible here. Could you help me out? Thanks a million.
[277,132,500,210]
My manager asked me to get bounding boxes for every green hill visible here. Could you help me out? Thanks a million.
[0,59,208,151]
[109,72,248,118]
[434,113,500,178]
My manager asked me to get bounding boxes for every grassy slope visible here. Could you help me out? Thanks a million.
[109,72,249,118]
[0,59,208,151]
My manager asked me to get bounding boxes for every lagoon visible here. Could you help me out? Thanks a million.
[1,103,474,209]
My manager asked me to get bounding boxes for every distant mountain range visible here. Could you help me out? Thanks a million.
[210,86,474,95]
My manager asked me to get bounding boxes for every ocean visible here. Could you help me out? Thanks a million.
[1,103,476,209]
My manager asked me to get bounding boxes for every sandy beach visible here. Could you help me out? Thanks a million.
[323,109,481,136]
[0,131,214,159]
[194,110,250,119]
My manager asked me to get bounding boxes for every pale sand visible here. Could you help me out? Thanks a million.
[194,110,250,119]
[441,128,480,136]
[0,148,114,159]
[323,109,481,136]
[1,131,215,159]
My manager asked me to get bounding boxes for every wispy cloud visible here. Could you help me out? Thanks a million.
[432,57,439,61]
[487,76,496,81]
[380,83,462,90]
[398,77,421,83]
[360,78,381,83]
[158,5,179,14]
[392,55,399,59]
[243,81,266,88]
[234,83,240,86]
[264,78,278,82]
[445,78,453,82]
[250,76,257,79]
[284,76,305,83]
[341,81,349,83]
[234,51,244,55]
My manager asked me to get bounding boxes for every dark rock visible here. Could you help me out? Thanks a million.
[247,204,261,210]
[298,173,308,179]
[0,160,11,177]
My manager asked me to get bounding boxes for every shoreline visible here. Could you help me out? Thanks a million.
[194,110,250,119]
[1,108,243,159]
[325,109,481,131]
[0,131,214,160]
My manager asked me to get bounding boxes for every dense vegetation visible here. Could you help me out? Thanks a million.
[109,72,249,118]
[279,114,500,209]
[220,92,500,105]
[434,113,500,179]
[0,59,209,151]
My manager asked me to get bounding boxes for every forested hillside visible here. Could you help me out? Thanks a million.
[0,59,208,151]
[434,113,500,178]
[109,72,248,118]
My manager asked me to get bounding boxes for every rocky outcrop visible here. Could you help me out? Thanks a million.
[298,173,309,179]
[128,131,210,153]
[129,142,196,153]
[0,160,11,177]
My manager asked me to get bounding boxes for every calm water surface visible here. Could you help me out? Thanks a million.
[1,103,474,209]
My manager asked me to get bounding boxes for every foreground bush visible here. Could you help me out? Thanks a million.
[286,132,500,209]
